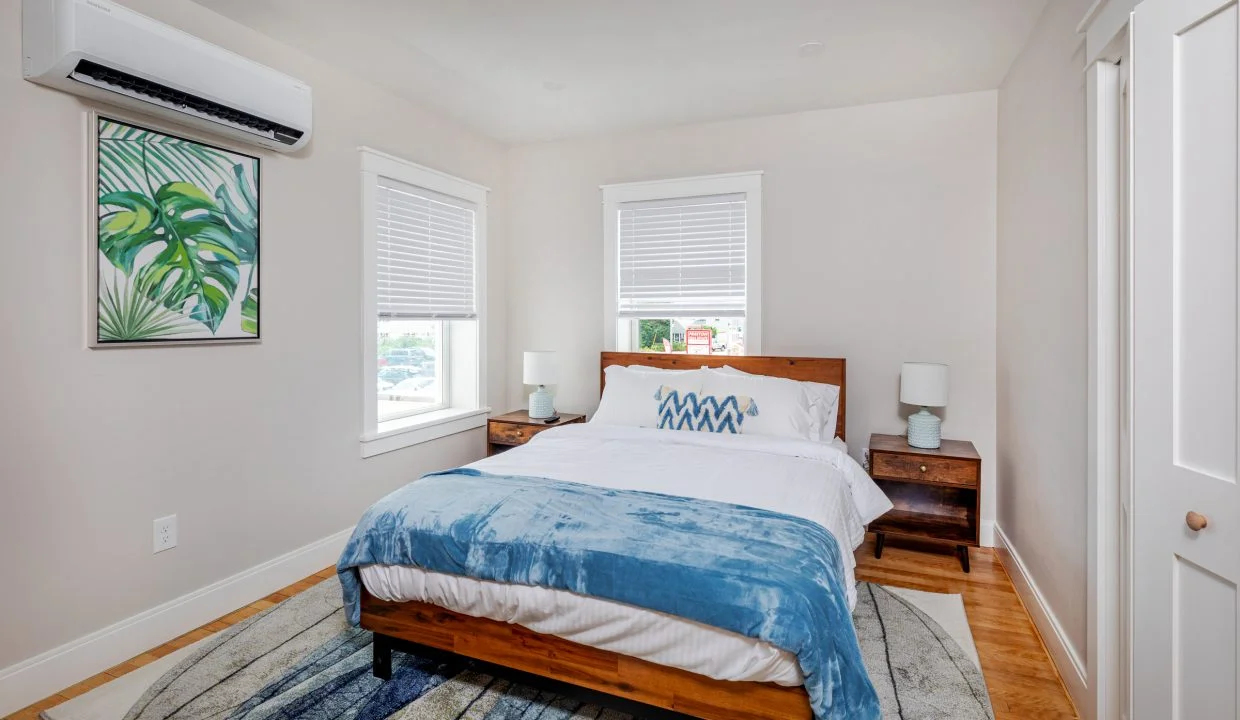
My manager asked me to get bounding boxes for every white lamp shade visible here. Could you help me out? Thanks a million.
[523,351,558,386]
[900,362,949,407]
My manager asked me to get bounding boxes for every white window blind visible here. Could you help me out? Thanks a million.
[376,176,476,319]
[617,193,747,318]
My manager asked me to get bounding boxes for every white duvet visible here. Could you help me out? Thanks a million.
[359,422,890,686]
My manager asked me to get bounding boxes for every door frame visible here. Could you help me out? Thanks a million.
[1083,5,1135,720]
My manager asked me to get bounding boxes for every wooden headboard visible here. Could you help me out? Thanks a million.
[599,352,847,441]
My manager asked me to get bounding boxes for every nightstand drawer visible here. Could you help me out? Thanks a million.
[487,412,586,456]
[488,422,541,446]
[871,452,979,488]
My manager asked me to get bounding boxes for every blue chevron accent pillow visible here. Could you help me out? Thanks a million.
[655,385,759,434]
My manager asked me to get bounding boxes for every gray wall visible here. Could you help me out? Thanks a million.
[996,0,1094,660]
[0,0,508,668]
[504,91,999,533]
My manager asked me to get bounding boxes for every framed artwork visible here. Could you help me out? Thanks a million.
[89,114,260,346]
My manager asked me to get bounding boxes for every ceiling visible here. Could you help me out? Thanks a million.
[194,0,1049,145]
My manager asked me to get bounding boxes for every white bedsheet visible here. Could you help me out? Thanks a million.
[359,423,890,686]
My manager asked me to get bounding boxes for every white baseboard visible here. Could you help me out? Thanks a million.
[980,519,996,548]
[0,527,354,716]
[993,524,1090,715]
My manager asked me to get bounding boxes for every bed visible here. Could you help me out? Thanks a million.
[338,353,889,720]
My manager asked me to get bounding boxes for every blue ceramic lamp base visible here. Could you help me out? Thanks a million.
[528,385,555,420]
[906,407,942,449]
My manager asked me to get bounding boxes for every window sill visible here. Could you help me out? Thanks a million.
[361,407,490,458]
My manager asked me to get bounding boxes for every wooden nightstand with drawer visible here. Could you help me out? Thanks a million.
[487,411,585,456]
[867,433,982,572]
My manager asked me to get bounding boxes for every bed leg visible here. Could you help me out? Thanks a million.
[958,545,971,573]
[373,633,393,680]
[874,533,885,559]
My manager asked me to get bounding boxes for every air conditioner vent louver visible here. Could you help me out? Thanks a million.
[69,59,304,146]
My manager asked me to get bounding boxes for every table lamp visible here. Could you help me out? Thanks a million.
[524,351,559,420]
[901,362,949,449]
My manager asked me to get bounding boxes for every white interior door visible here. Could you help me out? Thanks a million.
[1134,0,1240,717]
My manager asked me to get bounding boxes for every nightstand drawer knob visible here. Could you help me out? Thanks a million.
[1186,511,1209,532]
[919,464,927,473]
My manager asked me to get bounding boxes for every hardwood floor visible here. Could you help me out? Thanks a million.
[6,539,1077,720]
[855,535,1079,719]
[1,567,338,720]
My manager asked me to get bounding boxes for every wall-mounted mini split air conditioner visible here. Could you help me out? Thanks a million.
[22,0,313,153]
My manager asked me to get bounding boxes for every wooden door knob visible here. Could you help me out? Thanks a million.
[1186,511,1209,532]
[919,464,927,473]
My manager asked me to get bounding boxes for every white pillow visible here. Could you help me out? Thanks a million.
[593,366,704,428]
[701,368,816,440]
[802,381,841,441]
[714,365,840,441]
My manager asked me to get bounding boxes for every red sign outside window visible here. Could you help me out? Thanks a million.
[686,328,713,355]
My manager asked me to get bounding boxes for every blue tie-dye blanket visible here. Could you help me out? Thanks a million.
[337,469,880,720]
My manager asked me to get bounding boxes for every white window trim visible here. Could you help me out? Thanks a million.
[359,147,489,457]
[601,171,763,354]
[360,407,491,459]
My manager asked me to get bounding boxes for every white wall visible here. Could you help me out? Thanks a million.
[997,0,1093,669]
[0,0,506,676]
[505,91,999,536]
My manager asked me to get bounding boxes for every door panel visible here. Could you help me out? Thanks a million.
[1173,557,1237,719]
[1134,0,1240,717]
[1174,3,1238,484]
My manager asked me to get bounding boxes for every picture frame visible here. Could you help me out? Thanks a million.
[87,111,261,347]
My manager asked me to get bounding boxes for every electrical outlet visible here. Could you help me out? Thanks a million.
[153,515,177,554]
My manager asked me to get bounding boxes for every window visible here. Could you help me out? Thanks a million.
[377,319,444,420]
[361,148,488,457]
[602,172,762,355]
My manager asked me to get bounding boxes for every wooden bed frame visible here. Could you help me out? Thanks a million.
[362,352,847,720]
[600,352,846,441]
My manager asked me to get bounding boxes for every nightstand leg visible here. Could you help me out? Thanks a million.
[958,545,970,573]
[874,533,885,559]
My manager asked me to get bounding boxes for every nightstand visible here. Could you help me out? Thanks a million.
[867,433,981,572]
[487,410,585,456]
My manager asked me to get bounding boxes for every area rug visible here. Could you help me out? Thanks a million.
[44,579,993,720]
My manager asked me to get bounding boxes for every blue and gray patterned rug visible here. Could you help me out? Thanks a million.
[46,578,992,720]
